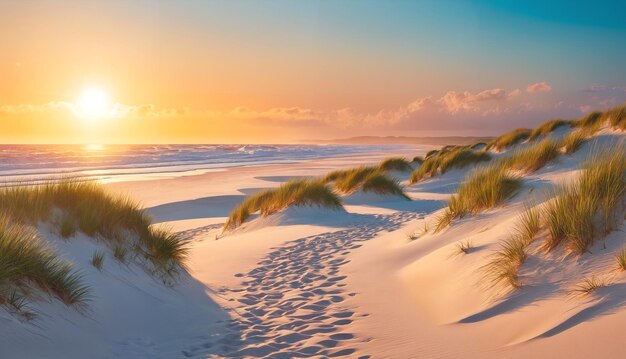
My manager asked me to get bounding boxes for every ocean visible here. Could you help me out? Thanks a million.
[0,144,409,185]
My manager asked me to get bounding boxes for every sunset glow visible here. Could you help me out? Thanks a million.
[0,1,625,144]
[73,87,113,121]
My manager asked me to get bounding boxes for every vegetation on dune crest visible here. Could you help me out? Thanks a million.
[542,149,625,254]
[378,157,412,172]
[605,104,626,130]
[528,119,571,141]
[412,155,424,164]
[324,166,409,198]
[562,130,587,154]
[446,164,521,219]
[361,172,410,199]
[0,181,188,280]
[501,137,562,173]
[486,128,532,151]
[225,179,343,230]
[0,216,90,317]
[573,111,603,129]
[409,148,491,184]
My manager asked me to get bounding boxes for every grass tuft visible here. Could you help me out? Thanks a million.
[225,179,343,230]
[409,148,491,183]
[571,276,606,297]
[562,130,587,154]
[446,164,521,220]
[378,157,412,172]
[486,128,532,151]
[502,137,561,173]
[457,240,473,255]
[59,214,77,239]
[0,180,188,279]
[528,119,571,141]
[542,149,626,254]
[604,104,626,130]
[616,247,626,271]
[0,215,90,313]
[91,250,105,271]
[483,235,527,290]
[412,156,424,164]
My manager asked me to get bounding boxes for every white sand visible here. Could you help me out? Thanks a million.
[2,130,626,358]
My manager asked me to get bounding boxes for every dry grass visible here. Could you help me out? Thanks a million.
[409,148,491,184]
[412,155,424,164]
[457,240,473,254]
[514,204,542,245]
[573,111,603,129]
[486,128,532,151]
[502,137,561,173]
[378,157,412,172]
[0,215,90,316]
[542,149,626,254]
[91,250,105,271]
[0,181,188,279]
[528,119,571,141]
[324,166,379,193]
[361,172,410,199]
[616,247,626,271]
[426,149,439,158]
[225,179,343,230]
[562,130,587,154]
[324,166,409,199]
[604,104,626,130]
[447,164,521,219]
[571,276,607,297]
[483,235,527,290]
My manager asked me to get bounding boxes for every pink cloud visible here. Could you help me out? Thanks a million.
[526,82,552,93]
[579,105,592,113]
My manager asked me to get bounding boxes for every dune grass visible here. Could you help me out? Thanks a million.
[605,104,626,130]
[457,240,473,255]
[542,149,625,254]
[225,179,343,230]
[528,119,571,141]
[426,149,439,158]
[562,130,587,154]
[0,215,89,316]
[324,166,409,198]
[514,205,542,246]
[91,250,105,271]
[483,235,527,290]
[502,137,562,173]
[447,164,521,219]
[378,157,412,172]
[470,142,487,150]
[573,111,603,129]
[412,155,424,164]
[0,181,188,279]
[616,248,626,271]
[486,128,532,151]
[409,148,491,184]
[571,276,607,297]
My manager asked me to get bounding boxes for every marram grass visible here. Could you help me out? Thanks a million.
[0,180,188,280]
[225,179,343,230]
[378,157,412,172]
[486,128,532,151]
[542,149,625,254]
[409,148,491,183]
[0,215,89,316]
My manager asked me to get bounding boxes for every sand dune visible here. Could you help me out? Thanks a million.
[1,125,625,358]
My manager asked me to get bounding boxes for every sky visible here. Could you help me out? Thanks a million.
[1,0,625,144]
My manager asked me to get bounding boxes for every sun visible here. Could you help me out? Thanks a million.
[74,87,113,121]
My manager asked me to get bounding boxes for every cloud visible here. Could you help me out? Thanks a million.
[439,88,507,113]
[526,82,552,93]
[0,101,183,119]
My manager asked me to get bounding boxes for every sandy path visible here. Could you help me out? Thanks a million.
[179,211,420,358]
